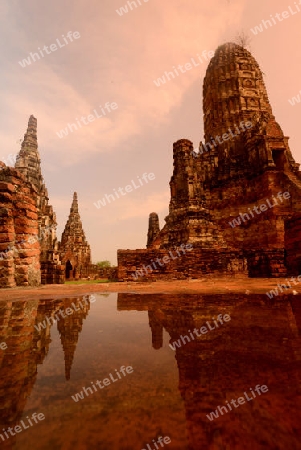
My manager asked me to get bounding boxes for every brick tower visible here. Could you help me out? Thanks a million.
[59,193,91,279]
[15,115,63,284]
[118,42,301,279]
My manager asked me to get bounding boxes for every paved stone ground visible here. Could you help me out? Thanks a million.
[0,276,299,301]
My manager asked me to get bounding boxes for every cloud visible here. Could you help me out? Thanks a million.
[113,190,170,221]
[89,189,169,222]
[0,0,252,261]
[0,0,246,166]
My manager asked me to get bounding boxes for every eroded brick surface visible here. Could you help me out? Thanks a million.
[0,168,40,287]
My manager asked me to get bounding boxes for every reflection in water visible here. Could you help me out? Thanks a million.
[118,294,301,450]
[0,293,300,449]
[0,296,92,448]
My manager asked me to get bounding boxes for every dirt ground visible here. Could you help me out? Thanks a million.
[0,276,299,301]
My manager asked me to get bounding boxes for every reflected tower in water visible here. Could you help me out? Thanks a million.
[0,295,92,447]
[118,293,301,449]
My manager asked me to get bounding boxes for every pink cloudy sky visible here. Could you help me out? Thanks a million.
[0,0,300,264]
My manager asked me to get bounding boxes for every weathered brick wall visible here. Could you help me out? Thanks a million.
[213,170,301,276]
[214,172,298,248]
[41,261,65,284]
[120,165,301,279]
[76,264,117,280]
[117,248,247,281]
[0,168,41,287]
[245,249,287,277]
[285,215,301,275]
[97,266,118,280]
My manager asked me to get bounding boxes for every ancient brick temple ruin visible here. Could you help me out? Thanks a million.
[59,192,92,280]
[118,42,301,280]
[0,116,92,287]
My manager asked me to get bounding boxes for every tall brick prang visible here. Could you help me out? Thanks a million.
[15,115,59,262]
[118,42,301,280]
[59,192,91,279]
[14,115,63,284]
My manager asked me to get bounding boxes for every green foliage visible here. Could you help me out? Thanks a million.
[96,260,111,268]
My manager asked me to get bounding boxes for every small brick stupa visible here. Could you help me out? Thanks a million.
[147,212,160,248]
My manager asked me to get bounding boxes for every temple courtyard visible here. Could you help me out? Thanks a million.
[0,277,300,301]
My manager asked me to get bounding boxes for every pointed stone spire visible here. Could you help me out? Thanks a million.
[15,115,43,190]
[71,192,79,213]
[148,310,163,349]
[56,298,90,380]
[147,212,160,248]
[60,193,91,276]
[21,114,38,150]
[14,115,59,274]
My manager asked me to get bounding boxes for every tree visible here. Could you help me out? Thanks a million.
[96,260,111,268]
[234,31,251,49]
